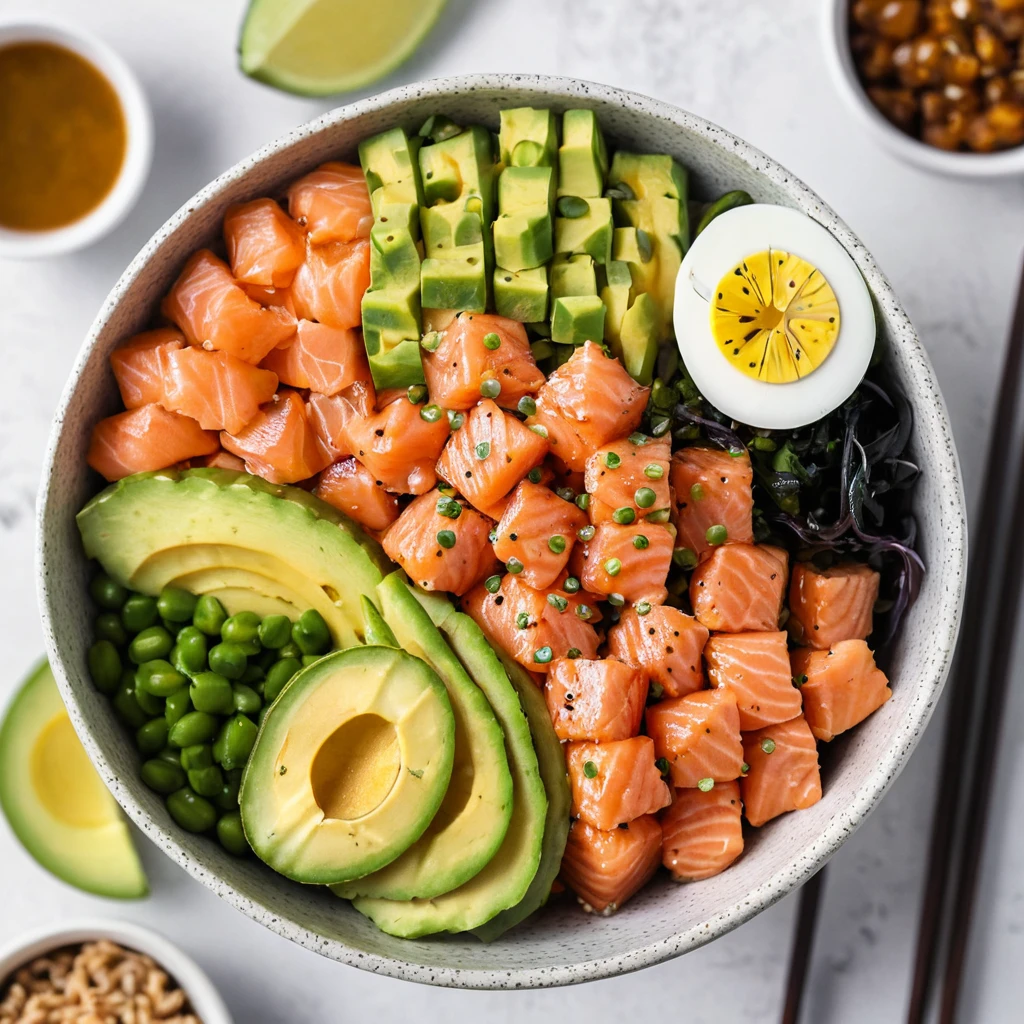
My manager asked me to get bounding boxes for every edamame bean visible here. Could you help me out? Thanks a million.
[95,612,128,646]
[222,611,261,650]
[173,626,208,675]
[113,681,149,729]
[213,714,258,771]
[255,648,279,673]
[192,594,227,636]
[189,672,234,715]
[258,615,291,650]
[133,680,165,717]
[90,573,128,610]
[277,641,302,661]
[232,682,262,716]
[694,189,754,237]
[129,626,174,665]
[87,640,122,695]
[121,594,158,633]
[240,664,264,688]
[168,711,219,748]
[301,654,321,668]
[164,688,192,727]
[166,788,217,833]
[214,767,243,811]
[135,659,186,698]
[187,764,224,798]
[208,642,247,680]
[156,747,182,766]
[179,744,213,771]
[292,609,330,655]
[135,718,169,756]
[217,811,249,856]
[140,758,185,795]
[157,586,198,623]
[264,657,300,703]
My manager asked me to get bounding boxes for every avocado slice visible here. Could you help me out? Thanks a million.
[352,592,547,937]
[554,196,613,265]
[77,469,388,650]
[550,253,606,346]
[359,595,398,647]
[494,265,548,323]
[558,109,608,199]
[498,108,558,168]
[0,659,148,899]
[333,573,512,900]
[240,645,455,885]
[603,260,659,385]
[493,165,555,272]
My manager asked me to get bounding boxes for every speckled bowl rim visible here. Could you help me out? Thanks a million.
[36,73,966,989]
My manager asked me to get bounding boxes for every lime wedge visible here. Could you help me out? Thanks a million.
[239,0,449,96]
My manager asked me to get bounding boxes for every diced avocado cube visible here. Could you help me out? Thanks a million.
[498,166,555,212]
[616,292,659,385]
[601,259,634,343]
[494,211,553,272]
[419,125,496,223]
[421,249,487,313]
[421,202,484,250]
[554,196,613,264]
[369,222,421,284]
[608,152,688,202]
[360,127,425,212]
[558,110,608,199]
[551,295,606,347]
[612,227,658,300]
[360,336,426,390]
[616,195,688,256]
[494,266,548,323]
[498,108,558,167]
[551,253,598,299]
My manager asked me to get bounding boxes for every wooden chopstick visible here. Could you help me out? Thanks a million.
[780,866,826,1024]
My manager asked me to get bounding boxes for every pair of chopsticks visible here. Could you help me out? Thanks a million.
[780,256,1024,1024]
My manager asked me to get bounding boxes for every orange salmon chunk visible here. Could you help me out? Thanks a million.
[160,249,296,364]
[243,282,297,315]
[223,198,305,288]
[607,605,709,698]
[88,404,218,482]
[544,658,648,742]
[788,561,881,649]
[306,377,376,458]
[286,162,373,244]
[436,400,548,514]
[705,631,803,731]
[194,450,246,473]
[560,815,663,915]
[290,237,371,330]
[580,522,673,604]
[109,329,183,409]
[584,434,671,525]
[492,481,587,589]
[422,313,544,411]
[260,320,367,396]
[383,491,497,595]
[670,447,754,562]
[791,639,892,742]
[661,780,744,882]
[740,715,822,827]
[645,688,744,789]
[690,543,789,633]
[316,456,400,534]
[567,736,672,829]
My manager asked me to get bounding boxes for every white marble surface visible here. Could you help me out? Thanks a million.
[1,0,1022,1019]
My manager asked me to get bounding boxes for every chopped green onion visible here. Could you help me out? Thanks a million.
[690,483,705,502]
[575,493,591,511]
[635,487,657,509]
[575,604,593,620]
[447,410,464,430]
[407,384,428,404]
[583,759,598,778]
[516,612,530,629]
[673,547,698,569]
[563,576,581,593]
[518,396,537,416]
[696,777,715,793]
[420,403,443,423]
[548,535,567,554]
[566,647,581,659]
[529,424,548,438]
[644,464,665,480]
[728,446,745,458]
[607,592,625,607]
[636,227,653,263]
[475,441,491,460]
[651,416,670,437]
[649,681,665,700]
[484,575,502,594]
[760,737,776,754]
[752,435,777,452]
[636,600,652,616]
[534,646,553,664]
[604,557,622,576]
[793,674,808,687]
[655,757,670,776]
[420,331,442,352]
[527,466,543,483]
[482,332,502,350]
[436,530,456,549]
[557,195,590,218]
[506,558,524,575]
[436,496,462,519]
[488,529,498,544]
[646,508,671,523]
[706,524,728,546]
[555,487,575,502]
[628,432,648,446]
[577,525,596,542]
[633,535,650,550]
[480,379,501,399]
[741,762,750,774]
[612,506,635,525]
[604,451,621,469]
[547,593,568,612]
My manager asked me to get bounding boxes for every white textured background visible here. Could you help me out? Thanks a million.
[1,1,1022,1020]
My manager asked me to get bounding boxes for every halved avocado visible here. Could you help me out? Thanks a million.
[240,646,455,885]
[0,660,147,899]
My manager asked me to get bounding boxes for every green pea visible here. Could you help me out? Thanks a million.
[705,524,728,546]
[157,586,197,624]
[241,664,265,687]
[232,682,262,715]
[95,612,128,646]
[168,711,220,748]
[135,659,186,698]
[136,718,169,756]
[112,680,149,729]
[480,379,501,399]
[265,657,300,703]
[563,577,581,593]
[188,764,224,798]
[90,573,128,611]
[612,506,635,525]
[577,525,596,542]
[166,788,217,833]
[604,557,622,576]
[436,529,457,549]
[134,682,164,717]
[140,758,185,795]
[482,332,502,350]
[192,594,227,636]
[255,647,279,673]
[506,558,524,575]
[88,640,122,695]
[258,615,292,650]
[518,396,537,416]
[217,810,249,856]
[633,534,650,550]
[484,575,502,594]
[214,768,243,811]
[189,672,234,715]
[208,642,248,680]
[222,611,261,649]
[292,609,330,656]
[575,493,591,511]
[277,641,302,661]
[173,626,208,675]
[180,744,213,771]
[121,594,158,634]
[548,535,567,554]
[164,688,192,727]
[129,626,174,665]
[213,714,258,771]
[635,487,657,509]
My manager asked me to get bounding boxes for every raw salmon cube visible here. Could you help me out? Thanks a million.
[260,320,366,396]
[383,490,497,595]
[788,561,881,649]
[306,377,376,458]
[492,481,587,589]
[243,282,296,314]
[436,399,548,514]
[223,198,305,288]
[560,814,663,915]
[567,736,671,829]
[422,312,544,411]
[544,658,648,742]
[580,522,673,603]
[607,605,709,698]
[584,434,671,524]
[316,456,400,534]
[646,688,744,789]
[109,328,183,409]
[194,450,246,473]
[690,543,789,633]
[88,404,218,482]
[661,780,744,882]
[705,631,803,731]
[286,162,373,244]
[290,237,371,330]
[740,715,822,827]
[670,447,754,561]
[161,249,296,364]
[791,639,891,742]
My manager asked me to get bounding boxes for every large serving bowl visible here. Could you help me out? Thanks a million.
[36,74,966,989]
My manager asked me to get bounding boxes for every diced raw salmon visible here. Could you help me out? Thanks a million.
[607,605,709,698]
[526,342,649,471]
[791,639,891,742]
[290,237,371,330]
[88,404,218,482]
[286,162,373,244]
[223,198,305,288]
[580,522,673,603]
[316,456,400,533]
[584,434,671,524]
[260,320,366,396]
[109,329,183,409]
[221,389,331,484]
[690,543,789,633]
[646,689,744,789]
[544,658,648,742]
[670,447,754,561]
[341,393,450,494]
[160,345,278,434]
[492,481,587,589]
[740,715,822,827]
[567,736,672,829]
[422,312,544,411]
[788,561,881,649]
[160,249,296,364]
[661,781,744,882]
[306,376,376,458]
[436,399,548,514]
[243,283,296,315]
[194,450,246,473]
[705,631,803,731]
[382,490,497,595]
[560,815,663,915]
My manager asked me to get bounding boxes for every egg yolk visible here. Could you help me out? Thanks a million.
[710,249,840,384]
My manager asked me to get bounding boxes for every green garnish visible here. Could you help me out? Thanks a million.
[690,483,705,502]
[447,410,464,430]
[604,451,621,469]
[484,575,502,594]
[604,557,622,576]
[607,593,625,607]
[420,331,442,352]
[436,496,462,519]
[566,647,581,659]
[548,535,567,554]
[419,403,443,423]
[407,384,427,404]
[612,506,635,525]
[480,379,501,399]
[534,646,553,664]
[633,535,649,550]
[628,432,648,446]
[563,577,581,593]
[436,530,456,549]
[636,600,651,615]
[583,760,598,779]
[575,493,591,511]
[793,674,808,687]
[529,424,548,438]
[482,332,502,350]
[577,525,596,542]
[644,464,665,480]
[575,604,593,620]
[760,738,776,754]
[547,594,568,612]
[527,466,543,483]
[696,777,715,793]
[555,487,575,502]
[635,487,656,509]
[646,508,671,523]
[518,396,537,416]
[706,524,728,546]
[475,441,491,460]
[506,558,524,575]
[516,612,530,629]
[673,547,698,569]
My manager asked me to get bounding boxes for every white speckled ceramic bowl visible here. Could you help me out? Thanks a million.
[36,74,966,989]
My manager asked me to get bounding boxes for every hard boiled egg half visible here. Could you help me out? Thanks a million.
[673,204,875,430]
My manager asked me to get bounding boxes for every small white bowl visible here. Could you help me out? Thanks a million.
[0,14,153,258]
[0,919,232,1023]
[823,0,1024,177]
